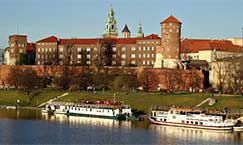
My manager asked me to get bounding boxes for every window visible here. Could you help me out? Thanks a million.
[122,54,126,59]
[147,47,150,51]
[143,47,146,51]
[151,47,154,51]
[139,54,141,58]
[121,61,126,66]
[151,54,154,58]
[94,47,97,51]
[169,23,173,26]
[131,47,136,51]
[87,61,91,65]
[77,54,81,59]
[59,54,63,59]
[147,61,150,65]
[143,54,146,58]
[19,49,23,53]
[87,48,91,52]
[49,48,52,52]
[122,47,126,51]
[139,47,141,51]
[112,47,116,51]
[59,61,63,65]
[87,54,91,59]
[77,48,81,52]
[112,61,116,65]
[147,54,150,58]
[45,48,48,52]
[169,29,172,32]
[131,54,135,58]
[112,54,116,58]
[59,47,63,52]
[143,61,146,65]
[131,60,135,64]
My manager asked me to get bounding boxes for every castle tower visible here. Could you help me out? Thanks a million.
[121,24,130,38]
[8,35,27,65]
[136,23,144,38]
[103,6,118,38]
[154,15,183,69]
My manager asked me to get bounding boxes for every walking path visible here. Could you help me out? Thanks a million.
[195,97,215,108]
[38,93,69,108]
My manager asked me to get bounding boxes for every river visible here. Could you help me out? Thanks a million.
[0,108,242,145]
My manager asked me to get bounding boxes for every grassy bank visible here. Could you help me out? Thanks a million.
[0,89,243,112]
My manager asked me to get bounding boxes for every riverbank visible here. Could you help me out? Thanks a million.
[0,89,243,112]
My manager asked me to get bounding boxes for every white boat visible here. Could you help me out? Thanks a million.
[67,100,132,120]
[41,100,132,120]
[148,106,236,131]
[41,102,69,114]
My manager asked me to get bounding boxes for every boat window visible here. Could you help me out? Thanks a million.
[182,120,185,123]
[186,121,189,124]
[191,121,193,124]
[170,111,174,114]
[172,116,176,119]
[195,122,198,125]
[90,109,92,111]
[161,119,163,121]
[154,112,156,117]
[200,122,203,125]
[164,119,167,122]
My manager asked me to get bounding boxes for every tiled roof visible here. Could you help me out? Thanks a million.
[181,39,243,53]
[143,34,160,39]
[161,15,181,24]
[58,34,160,45]
[36,36,58,43]
[26,43,36,51]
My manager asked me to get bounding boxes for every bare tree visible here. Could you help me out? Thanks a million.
[94,38,116,66]
[6,67,41,91]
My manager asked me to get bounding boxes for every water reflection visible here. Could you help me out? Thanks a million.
[0,109,242,145]
[150,124,242,145]
[41,113,132,129]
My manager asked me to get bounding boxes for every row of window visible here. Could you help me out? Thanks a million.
[10,43,25,47]
[37,42,56,46]
[37,60,154,66]
[137,41,159,44]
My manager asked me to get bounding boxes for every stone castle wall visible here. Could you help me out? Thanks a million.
[0,65,203,91]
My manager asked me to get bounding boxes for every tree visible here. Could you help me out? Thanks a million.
[54,67,75,90]
[94,38,116,66]
[6,67,41,91]
[139,70,158,92]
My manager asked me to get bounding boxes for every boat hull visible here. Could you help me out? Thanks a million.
[68,112,126,120]
[148,117,233,131]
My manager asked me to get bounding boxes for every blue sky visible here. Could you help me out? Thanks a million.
[0,0,243,49]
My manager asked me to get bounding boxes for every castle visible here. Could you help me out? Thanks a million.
[5,6,183,69]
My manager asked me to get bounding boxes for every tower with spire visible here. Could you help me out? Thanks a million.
[103,5,118,38]
[136,23,144,38]
[121,24,130,38]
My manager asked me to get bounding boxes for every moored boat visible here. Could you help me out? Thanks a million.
[41,100,132,120]
[67,100,132,120]
[148,106,236,131]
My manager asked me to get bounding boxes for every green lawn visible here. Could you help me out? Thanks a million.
[0,89,243,113]
[57,91,211,112]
